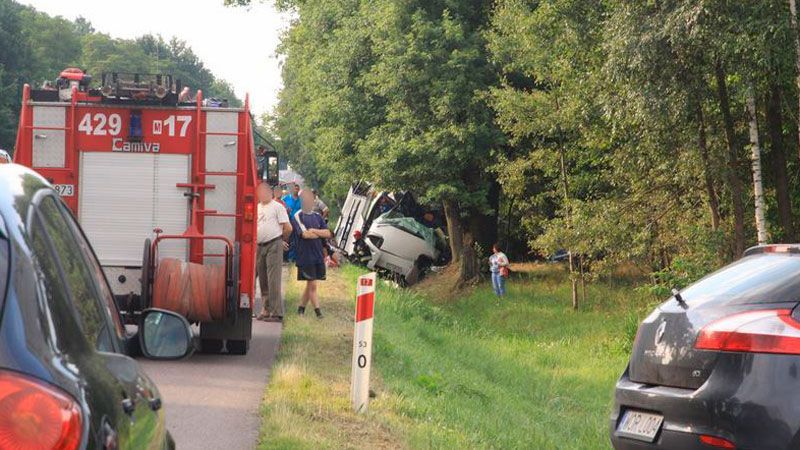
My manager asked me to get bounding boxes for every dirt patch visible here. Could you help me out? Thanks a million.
[411,264,479,304]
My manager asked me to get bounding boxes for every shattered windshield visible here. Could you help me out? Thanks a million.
[375,212,438,249]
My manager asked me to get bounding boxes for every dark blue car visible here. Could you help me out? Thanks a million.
[0,165,193,449]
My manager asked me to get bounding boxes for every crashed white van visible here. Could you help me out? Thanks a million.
[333,182,449,285]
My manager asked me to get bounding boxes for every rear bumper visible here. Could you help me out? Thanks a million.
[610,357,800,450]
[610,376,729,450]
[610,426,711,450]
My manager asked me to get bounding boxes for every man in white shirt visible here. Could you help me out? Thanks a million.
[256,183,292,321]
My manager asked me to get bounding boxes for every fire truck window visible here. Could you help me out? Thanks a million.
[32,196,114,352]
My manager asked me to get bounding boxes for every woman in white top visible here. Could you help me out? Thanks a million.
[489,243,510,297]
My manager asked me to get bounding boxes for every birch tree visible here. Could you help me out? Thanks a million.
[789,0,800,158]
[746,85,768,245]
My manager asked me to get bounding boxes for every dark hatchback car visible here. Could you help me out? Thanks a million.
[611,245,800,450]
[0,165,193,449]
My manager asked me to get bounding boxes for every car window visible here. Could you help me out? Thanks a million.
[32,195,115,352]
[57,202,125,339]
[682,254,800,305]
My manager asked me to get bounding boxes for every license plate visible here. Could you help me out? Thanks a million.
[616,410,663,442]
[54,184,75,197]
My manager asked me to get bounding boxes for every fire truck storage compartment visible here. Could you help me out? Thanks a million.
[79,151,190,296]
[32,106,66,168]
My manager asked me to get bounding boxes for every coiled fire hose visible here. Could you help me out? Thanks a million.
[151,258,226,322]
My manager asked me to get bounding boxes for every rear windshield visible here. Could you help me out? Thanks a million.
[682,254,800,305]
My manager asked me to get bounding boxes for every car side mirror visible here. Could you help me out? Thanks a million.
[139,308,193,360]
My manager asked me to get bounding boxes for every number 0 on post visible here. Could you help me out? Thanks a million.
[351,272,377,413]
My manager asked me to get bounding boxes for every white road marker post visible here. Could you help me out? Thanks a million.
[351,272,377,413]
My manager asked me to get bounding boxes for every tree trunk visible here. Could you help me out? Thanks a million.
[444,199,479,285]
[746,84,768,245]
[789,0,800,158]
[554,93,580,308]
[558,144,579,310]
[443,199,463,265]
[695,104,721,231]
[504,195,516,250]
[714,61,746,256]
[579,256,586,304]
[766,82,795,241]
[458,231,479,285]
[467,180,500,253]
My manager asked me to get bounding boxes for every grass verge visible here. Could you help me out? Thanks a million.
[258,263,657,449]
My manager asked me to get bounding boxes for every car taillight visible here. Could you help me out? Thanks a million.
[0,370,82,450]
[695,309,800,354]
[699,434,735,449]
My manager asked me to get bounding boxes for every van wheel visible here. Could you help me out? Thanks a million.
[227,339,249,355]
[404,265,420,286]
[404,256,431,286]
[200,339,223,354]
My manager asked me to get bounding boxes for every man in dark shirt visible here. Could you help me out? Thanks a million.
[292,190,332,318]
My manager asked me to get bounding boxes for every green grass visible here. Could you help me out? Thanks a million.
[258,263,658,449]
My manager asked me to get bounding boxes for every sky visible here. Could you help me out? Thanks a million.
[18,0,291,117]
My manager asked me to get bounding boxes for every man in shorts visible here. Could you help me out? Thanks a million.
[292,189,332,318]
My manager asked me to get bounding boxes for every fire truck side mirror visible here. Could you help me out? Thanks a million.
[266,151,279,186]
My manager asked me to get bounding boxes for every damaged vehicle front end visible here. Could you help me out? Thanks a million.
[333,182,450,285]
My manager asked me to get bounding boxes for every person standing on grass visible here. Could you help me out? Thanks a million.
[256,183,292,322]
[282,183,302,262]
[489,243,510,297]
[293,189,332,318]
[282,183,302,217]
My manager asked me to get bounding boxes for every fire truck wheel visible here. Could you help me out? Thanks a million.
[200,339,224,354]
[140,238,152,309]
[227,339,249,355]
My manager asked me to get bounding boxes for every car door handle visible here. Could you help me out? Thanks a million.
[121,398,136,415]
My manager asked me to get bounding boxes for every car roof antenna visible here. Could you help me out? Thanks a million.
[671,288,686,305]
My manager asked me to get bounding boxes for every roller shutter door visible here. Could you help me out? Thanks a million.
[79,152,190,266]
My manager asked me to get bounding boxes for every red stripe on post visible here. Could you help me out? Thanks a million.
[356,292,375,322]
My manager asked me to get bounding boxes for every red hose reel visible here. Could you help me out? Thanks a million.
[151,258,226,323]
[141,233,239,324]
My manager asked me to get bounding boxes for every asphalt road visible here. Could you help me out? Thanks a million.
[139,274,284,450]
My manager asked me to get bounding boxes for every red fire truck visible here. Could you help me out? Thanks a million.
[14,69,259,354]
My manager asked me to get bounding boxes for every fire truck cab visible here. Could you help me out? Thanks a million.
[14,69,258,354]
